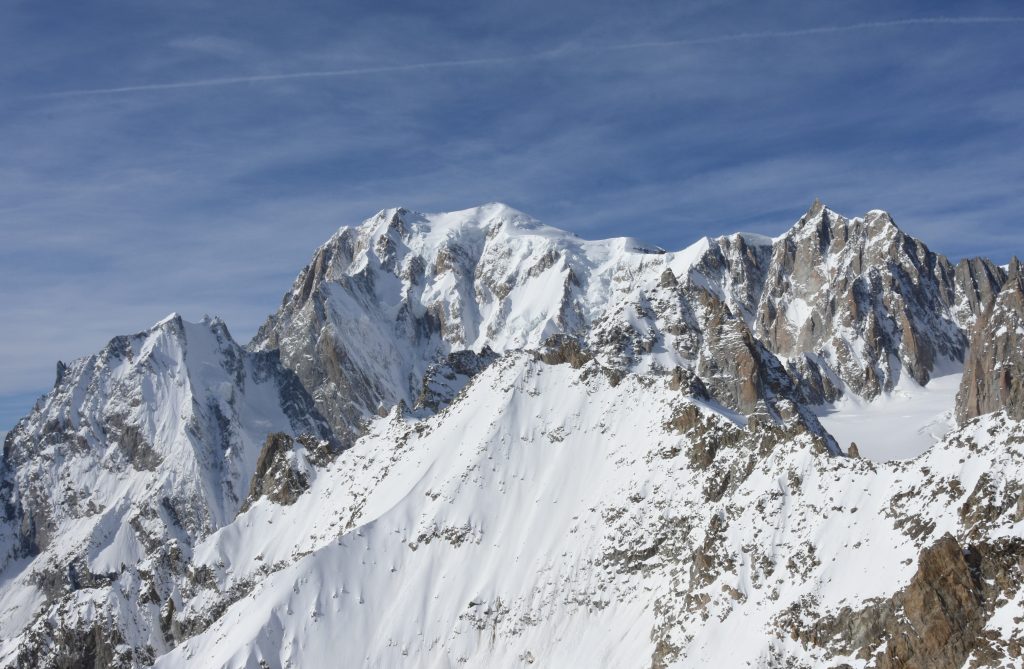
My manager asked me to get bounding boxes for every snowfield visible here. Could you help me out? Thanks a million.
[815,373,962,461]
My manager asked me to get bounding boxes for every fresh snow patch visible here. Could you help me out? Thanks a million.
[90,520,145,573]
[784,297,812,328]
[815,373,962,461]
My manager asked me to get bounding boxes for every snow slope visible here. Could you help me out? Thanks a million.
[156,354,1024,668]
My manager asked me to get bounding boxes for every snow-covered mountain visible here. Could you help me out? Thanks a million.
[1,202,1021,668]
[0,315,333,665]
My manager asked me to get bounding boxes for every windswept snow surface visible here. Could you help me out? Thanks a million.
[815,373,962,461]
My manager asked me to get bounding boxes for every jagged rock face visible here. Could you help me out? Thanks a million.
[250,205,617,435]
[1,315,331,553]
[957,258,1024,423]
[0,315,332,665]
[777,531,1024,669]
[755,203,979,399]
[251,204,729,436]
[685,231,775,328]
[953,256,1007,333]
[688,286,795,414]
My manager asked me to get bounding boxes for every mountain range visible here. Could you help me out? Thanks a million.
[1,201,1022,668]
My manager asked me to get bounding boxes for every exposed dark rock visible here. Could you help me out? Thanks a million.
[415,348,499,412]
[778,534,1024,668]
[957,257,1024,423]
[953,256,1007,333]
[667,366,710,399]
[958,473,1021,541]
[241,433,329,512]
[536,334,592,369]
[103,413,162,471]
[689,288,793,414]
[664,403,741,468]
[878,535,986,669]
[12,614,145,669]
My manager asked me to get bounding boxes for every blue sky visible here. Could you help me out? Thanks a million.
[2,1,1023,431]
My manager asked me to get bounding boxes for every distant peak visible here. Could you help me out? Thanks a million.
[861,208,903,238]
[730,231,775,247]
[376,202,527,223]
[361,202,538,237]
[150,313,230,339]
[1007,256,1022,284]
[806,198,826,219]
[152,312,183,329]
[797,198,843,228]
[862,208,896,223]
[200,314,232,336]
[431,202,536,227]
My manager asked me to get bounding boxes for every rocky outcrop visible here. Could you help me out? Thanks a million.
[957,258,1024,423]
[12,617,140,669]
[779,532,1024,668]
[667,366,709,399]
[953,257,1006,332]
[415,348,499,412]
[686,231,774,327]
[241,433,334,511]
[251,219,418,442]
[878,534,986,669]
[536,334,591,368]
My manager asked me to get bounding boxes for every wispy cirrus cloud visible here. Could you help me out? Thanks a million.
[31,15,1024,99]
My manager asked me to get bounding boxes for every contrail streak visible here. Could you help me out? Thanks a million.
[39,16,1024,99]
[602,16,1024,51]
[39,55,547,98]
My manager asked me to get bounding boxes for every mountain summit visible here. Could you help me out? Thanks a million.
[2,203,1022,668]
